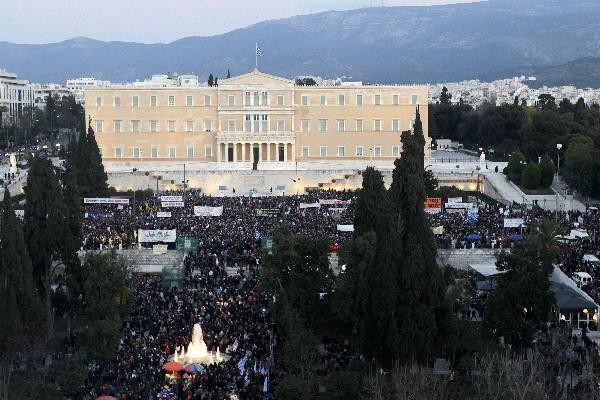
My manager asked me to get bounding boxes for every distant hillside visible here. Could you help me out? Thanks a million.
[1,0,600,84]
[502,57,600,88]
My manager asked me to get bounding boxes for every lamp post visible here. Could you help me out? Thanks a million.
[556,143,562,175]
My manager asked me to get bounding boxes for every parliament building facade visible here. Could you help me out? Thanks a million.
[85,70,429,167]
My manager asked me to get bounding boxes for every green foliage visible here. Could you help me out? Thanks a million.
[537,93,557,110]
[539,154,555,188]
[562,136,600,198]
[353,167,388,237]
[504,151,527,184]
[324,370,363,400]
[424,169,439,196]
[53,352,88,397]
[483,225,557,348]
[439,86,452,104]
[521,162,541,189]
[295,77,317,86]
[65,121,108,197]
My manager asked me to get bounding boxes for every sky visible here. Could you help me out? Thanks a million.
[1,0,482,44]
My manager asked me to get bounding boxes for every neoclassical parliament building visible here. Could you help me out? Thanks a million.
[85,70,430,168]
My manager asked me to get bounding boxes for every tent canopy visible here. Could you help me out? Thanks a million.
[550,266,599,312]
[469,262,505,278]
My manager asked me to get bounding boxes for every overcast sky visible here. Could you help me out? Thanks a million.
[1,0,482,44]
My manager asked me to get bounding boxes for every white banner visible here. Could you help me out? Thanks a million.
[425,208,442,214]
[138,229,177,243]
[194,206,224,217]
[299,202,320,209]
[445,202,473,209]
[161,201,184,208]
[336,224,354,232]
[84,197,129,205]
[153,244,168,254]
[160,195,183,202]
[14,210,24,219]
[329,207,347,213]
[319,199,351,206]
[157,211,172,218]
[447,197,463,203]
[504,218,525,228]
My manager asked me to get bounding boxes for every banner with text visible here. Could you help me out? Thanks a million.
[157,211,172,218]
[445,202,473,209]
[319,199,352,206]
[299,202,320,209]
[337,224,355,232]
[424,197,442,214]
[161,201,185,208]
[160,195,183,202]
[194,206,224,217]
[84,197,130,205]
[138,229,177,243]
[504,218,525,228]
[256,209,280,217]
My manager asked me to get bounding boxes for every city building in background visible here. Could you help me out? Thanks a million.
[0,68,35,126]
[85,69,429,167]
[67,77,112,104]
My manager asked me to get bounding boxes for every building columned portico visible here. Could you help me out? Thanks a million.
[216,132,295,162]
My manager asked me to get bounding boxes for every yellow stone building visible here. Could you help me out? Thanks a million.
[85,70,429,167]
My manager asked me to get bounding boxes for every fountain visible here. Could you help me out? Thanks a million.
[173,323,228,365]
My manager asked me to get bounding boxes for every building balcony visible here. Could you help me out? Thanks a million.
[216,130,296,143]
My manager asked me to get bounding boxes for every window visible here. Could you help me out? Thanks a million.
[95,96,102,107]
[245,91,251,105]
[338,94,345,106]
[150,120,158,133]
[374,146,382,157]
[114,147,122,158]
[205,145,212,158]
[113,96,120,107]
[356,94,363,105]
[319,119,328,132]
[320,95,327,105]
[186,119,194,132]
[392,146,400,157]
[132,95,139,107]
[114,120,122,133]
[374,94,381,105]
[393,94,400,105]
[168,120,176,132]
[276,120,285,132]
[150,95,157,107]
[228,120,236,132]
[95,120,103,133]
[228,95,235,106]
[301,95,308,106]
[151,147,159,158]
[276,95,284,106]
[253,115,259,133]
[411,94,418,105]
[302,146,309,157]
[131,120,140,133]
[373,119,382,132]
[356,146,364,157]
[336,119,346,132]
[245,115,251,132]
[187,147,194,158]
[356,119,364,132]
[338,146,345,157]
[320,146,327,157]
[169,147,176,158]
[262,91,268,105]
[204,120,213,132]
[204,95,211,106]
[261,115,268,132]
[132,148,141,158]
[168,96,175,107]
[186,95,193,107]
[392,119,401,132]
[301,119,309,132]
[253,91,259,106]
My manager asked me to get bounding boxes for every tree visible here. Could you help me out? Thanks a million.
[424,169,438,196]
[24,156,64,310]
[83,120,108,196]
[295,77,317,86]
[207,73,214,87]
[226,69,231,79]
[353,167,388,237]
[0,190,46,399]
[439,86,452,104]
[539,154,555,188]
[504,151,527,184]
[521,162,541,189]
[563,136,600,198]
[484,226,557,348]
[537,94,556,110]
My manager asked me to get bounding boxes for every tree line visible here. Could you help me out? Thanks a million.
[430,88,600,197]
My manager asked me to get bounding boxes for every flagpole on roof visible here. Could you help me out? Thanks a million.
[255,42,258,70]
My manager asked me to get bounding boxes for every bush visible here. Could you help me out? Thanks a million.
[539,154,555,188]
[521,162,541,189]
[505,151,527,184]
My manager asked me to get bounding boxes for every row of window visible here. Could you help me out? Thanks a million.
[94,118,415,133]
[105,145,400,159]
[94,93,420,108]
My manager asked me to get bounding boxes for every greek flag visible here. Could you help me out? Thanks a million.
[256,46,264,57]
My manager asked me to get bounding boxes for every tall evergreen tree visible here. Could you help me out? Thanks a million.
[208,73,214,87]
[0,190,46,398]
[353,167,388,237]
[84,119,108,196]
[390,107,451,362]
[24,157,64,308]
[226,69,231,79]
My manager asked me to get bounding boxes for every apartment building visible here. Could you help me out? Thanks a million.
[0,68,35,126]
[85,70,429,165]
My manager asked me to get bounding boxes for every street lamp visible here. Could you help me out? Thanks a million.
[556,143,562,175]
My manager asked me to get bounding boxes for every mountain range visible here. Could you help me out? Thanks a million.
[1,0,600,86]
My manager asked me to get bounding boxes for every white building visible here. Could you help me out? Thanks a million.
[0,68,35,126]
[31,82,72,109]
[66,77,112,104]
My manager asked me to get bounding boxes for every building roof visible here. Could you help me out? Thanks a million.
[550,266,599,311]
[469,262,506,278]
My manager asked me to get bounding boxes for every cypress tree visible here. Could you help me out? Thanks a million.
[227,69,231,79]
[85,120,108,196]
[539,154,555,188]
[353,167,387,237]
[390,107,450,362]
[24,157,64,307]
[208,73,214,87]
